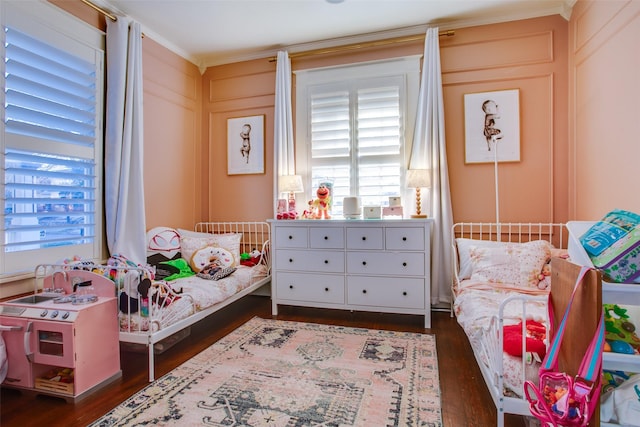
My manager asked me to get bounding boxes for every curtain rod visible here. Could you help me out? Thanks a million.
[268,30,454,62]
[80,0,117,22]
[80,0,145,37]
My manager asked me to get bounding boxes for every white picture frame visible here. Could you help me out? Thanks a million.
[227,115,265,175]
[464,89,520,164]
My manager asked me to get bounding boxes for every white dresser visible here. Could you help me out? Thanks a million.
[268,219,433,328]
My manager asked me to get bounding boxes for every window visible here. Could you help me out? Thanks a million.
[1,1,104,277]
[295,58,420,217]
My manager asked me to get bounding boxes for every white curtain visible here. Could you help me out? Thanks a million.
[410,27,454,305]
[273,51,295,214]
[105,17,146,265]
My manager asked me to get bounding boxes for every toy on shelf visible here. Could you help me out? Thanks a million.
[604,304,640,354]
[311,184,332,219]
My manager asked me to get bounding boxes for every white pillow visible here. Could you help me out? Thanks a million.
[456,238,509,280]
[146,227,181,259]
[469,240,551,288]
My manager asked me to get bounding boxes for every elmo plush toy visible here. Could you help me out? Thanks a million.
[503,320,547,359]
[312,184,331,219]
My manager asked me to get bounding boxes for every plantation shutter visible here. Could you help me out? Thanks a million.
[2,1,104,276]
[306,76,403,215]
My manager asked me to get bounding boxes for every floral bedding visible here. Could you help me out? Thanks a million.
[119,264,267,332]
[453,283,548,396]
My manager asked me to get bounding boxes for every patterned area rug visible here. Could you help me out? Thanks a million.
[90,317,442,426]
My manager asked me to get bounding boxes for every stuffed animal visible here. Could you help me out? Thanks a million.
[302,202,316,219]
[240,250,262,267]
[537,262,552,290]
[503,320,547,359]
[118,270,143,313]
[311,184,331,219]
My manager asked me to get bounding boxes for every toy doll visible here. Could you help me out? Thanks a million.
[312,184,331,219]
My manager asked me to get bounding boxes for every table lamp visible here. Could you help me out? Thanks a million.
[406,169,430,218]
[279,175,304,211]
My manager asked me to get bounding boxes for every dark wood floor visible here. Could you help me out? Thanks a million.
[0,295,527,427]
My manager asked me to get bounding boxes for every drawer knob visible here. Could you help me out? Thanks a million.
[289,285,294,289]
[402,262,407,267]
[289,258,293,263]
[324,260,329,264]
[324,287,329,292]
[403,291,407,296]
[362,289,367,294]
[362,261,367,266]
[288,235,293,240]
[402,237,407,241]
[361,236,366,241]
[324,236,328,240]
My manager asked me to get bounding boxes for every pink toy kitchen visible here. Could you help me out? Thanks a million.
[0,267,121,401]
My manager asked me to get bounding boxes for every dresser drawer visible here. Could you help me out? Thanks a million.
[275,272,345,304]
[385,227,425,251]
[346,251,425,276]
[275,249,345,273]
[346,227,383,250]
[275,226,308,248]
[309,227,344,249]
[347,276,425,309]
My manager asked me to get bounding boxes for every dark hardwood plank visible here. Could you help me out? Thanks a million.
[0,295,526,427]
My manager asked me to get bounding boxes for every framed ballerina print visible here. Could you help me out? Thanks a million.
[227,115,265,175]
[464,89,520,164]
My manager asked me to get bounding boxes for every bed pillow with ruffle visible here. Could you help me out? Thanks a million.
[469,240,551,288]
[456,238,511,280]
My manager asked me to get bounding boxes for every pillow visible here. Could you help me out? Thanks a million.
[456,238,511,280]
[146,227,181,259]
[469,240,551,288]
[197,265,237,281]
[190,246,235,273]
[179,232,241,267]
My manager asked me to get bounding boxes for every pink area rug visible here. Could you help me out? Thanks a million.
[90,317,442,426]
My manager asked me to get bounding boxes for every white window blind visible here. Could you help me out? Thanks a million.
[1,1,104,276]
[296,58,420,217]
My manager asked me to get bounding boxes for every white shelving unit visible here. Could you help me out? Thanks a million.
[567,221,640,427]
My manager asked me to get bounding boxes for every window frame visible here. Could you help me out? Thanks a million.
[294,56,421,216]
[1,0,105,279]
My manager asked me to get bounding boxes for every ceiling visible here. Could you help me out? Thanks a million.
[97,0,575,69]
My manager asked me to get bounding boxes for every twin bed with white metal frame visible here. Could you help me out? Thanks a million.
[451,222,568,427]
[35,221,271,382]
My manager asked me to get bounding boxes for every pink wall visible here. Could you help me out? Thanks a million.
[49,0,640,229]
[142,38,203,230]
[202,59,277,222]
[441,16,569,223]
[204,15,570,224]
[568,0,640,220]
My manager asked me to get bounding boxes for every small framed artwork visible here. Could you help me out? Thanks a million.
[464,89,520,164]
[227,115,265,175]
